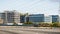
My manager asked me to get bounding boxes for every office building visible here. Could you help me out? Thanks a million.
[28,14,44,24]
[44,16,52,23]
[0,10,59,25]
[0,13,4,24]
[2,10,20,25]
[58,14,60,23]
[51,15,59,23]
[59,16,60,23]
[14,11,20,24]
[3,11,14,25]
[20,15,25,23]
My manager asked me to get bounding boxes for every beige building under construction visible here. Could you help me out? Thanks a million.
[2,10,21,25]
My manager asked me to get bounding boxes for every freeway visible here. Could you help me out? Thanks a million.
[0,26,60,34]
[0,30,18,34]
[0,29,60,34]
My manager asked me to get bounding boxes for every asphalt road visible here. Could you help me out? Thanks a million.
[0,30,60,34]
[0,30,18,34]
[0,26,60,34]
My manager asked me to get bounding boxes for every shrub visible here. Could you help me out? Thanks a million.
[24,22,33,24]
[39,23,51,27]
[52,22,60,27]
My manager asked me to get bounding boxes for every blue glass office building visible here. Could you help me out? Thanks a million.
[51,15,59,23]
[28,14,44,24]
[20,15,25,23]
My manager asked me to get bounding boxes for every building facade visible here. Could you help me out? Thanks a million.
[59,11,60,23]
[44,15,59,23]
[3,11,14,25]
[51,15,59,23]
[20,15,25,23]
[59,16,60,23]
[14,11,20,24]
[28,14,44,24]
[0,11,60,25]
[2,10,20,25]
[44,16,52,23]
[0,13,4,24]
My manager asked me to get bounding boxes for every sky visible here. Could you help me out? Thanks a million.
[0,0,60,15]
